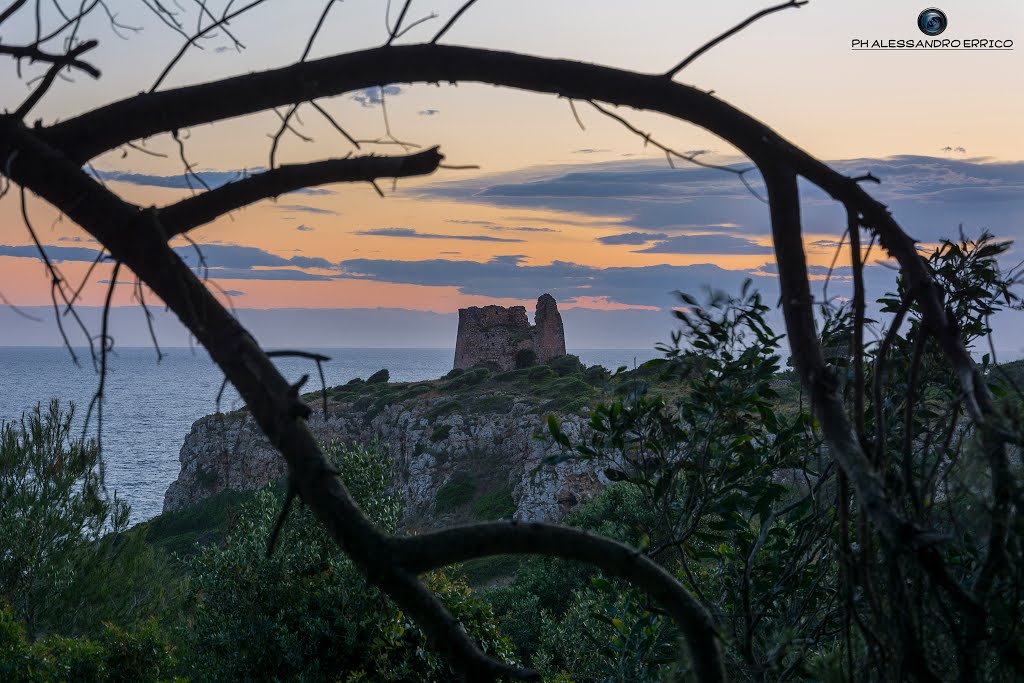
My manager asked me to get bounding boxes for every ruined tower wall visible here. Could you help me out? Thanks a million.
[453,295,567,371]
[532,293,566,363]
[453,305,534,371]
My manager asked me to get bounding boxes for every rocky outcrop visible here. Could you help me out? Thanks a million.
[453,294,566,372]
[163,397,606,529]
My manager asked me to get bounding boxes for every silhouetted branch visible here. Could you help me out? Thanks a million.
[387,0,413,44]
[0,42,101,77]
[150,0,269,91]
[14,40,100,118]
[0,0,30,26]
[158,148,443,237]
[394,521,725,680]
[134,277,165,362]
[308,100,362,149]
[431,0,480,43]
[664,0,808,78]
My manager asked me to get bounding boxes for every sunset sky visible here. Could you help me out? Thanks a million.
[1,0,1022,351]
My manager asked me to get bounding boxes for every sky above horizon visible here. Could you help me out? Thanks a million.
[1,0,1023,351]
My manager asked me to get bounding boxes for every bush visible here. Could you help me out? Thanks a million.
[442,367,490,391]
[0,602,177,683]
[549,354,584,377]
[435,473,477,514]
[515,349,538,369]
[182,441,513,681]
[0,401,177,640]
[528,365,555,381]
[367,368,390,384]
[583,365,610,386]
[472,487,516,520]
[430,424,451,442]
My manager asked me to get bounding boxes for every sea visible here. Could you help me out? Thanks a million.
[0,347,659,522]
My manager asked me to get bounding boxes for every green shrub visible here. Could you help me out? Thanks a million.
[435,473,477,514]
[427,400,462,421]
[398,384,434,401]
[367,368,390,384]
[472,487,516,520]
[457,556,524,587]
[182,442,513,681]
[0,602,177,683]
[430,424,451,442]
[515,349,538,369]
[528,365,555,382]
[537,377,592,403]
[549,354,584,377]
[583,365,611,386]
[0,402,178,640]
[442,367,490,391]
[444,368,465,379]
[493,368,531,383]
[142,487,252,558]
[469,394,515,414]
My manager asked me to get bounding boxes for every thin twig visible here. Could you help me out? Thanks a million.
[430,0,480,43]
[150,0,269,91]
[664,0,808,78]
[308,100,361,149]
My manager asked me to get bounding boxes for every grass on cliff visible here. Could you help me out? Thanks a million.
[317,354,687,421]
[137,487,258,559]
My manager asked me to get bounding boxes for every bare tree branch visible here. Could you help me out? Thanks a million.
[393,521,725,681]
[431,0,480,44]
[158,147,442,237]
[150,0,269,91]
[13,39,100,118]
[664,0,808,78]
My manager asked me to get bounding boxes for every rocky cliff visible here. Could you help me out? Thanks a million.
[453,294,566,372]
[163,360,609,529]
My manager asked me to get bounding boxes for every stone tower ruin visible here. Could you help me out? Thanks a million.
[453,294,567,371]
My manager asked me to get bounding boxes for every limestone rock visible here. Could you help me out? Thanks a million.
[162,398,604,529]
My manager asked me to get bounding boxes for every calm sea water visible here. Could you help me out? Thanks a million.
[0,347,659,522]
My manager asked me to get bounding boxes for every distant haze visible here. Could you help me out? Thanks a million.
[0,306,678,351]
[4,305,1024,362]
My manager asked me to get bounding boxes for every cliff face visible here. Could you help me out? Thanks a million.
[453,294,567,371]
[163,395,605,529]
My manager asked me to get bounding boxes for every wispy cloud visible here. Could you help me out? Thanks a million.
[421,156,1024,245]
[90,169,333,195]
[444,219,557,233]
[486,225,559,233]
[0,243,343,282]
[634,233,773,255]
[295,225,315,232]
[353,227,525,243]
[0,244,107,263]
[336,256,757,306]
[275,204,339,215]
[351,85,403,107]
[598,232,668,245]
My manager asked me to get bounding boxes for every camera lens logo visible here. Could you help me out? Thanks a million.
[918,8,948,36]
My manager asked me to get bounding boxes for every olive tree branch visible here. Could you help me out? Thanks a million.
[158,147,442,237]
